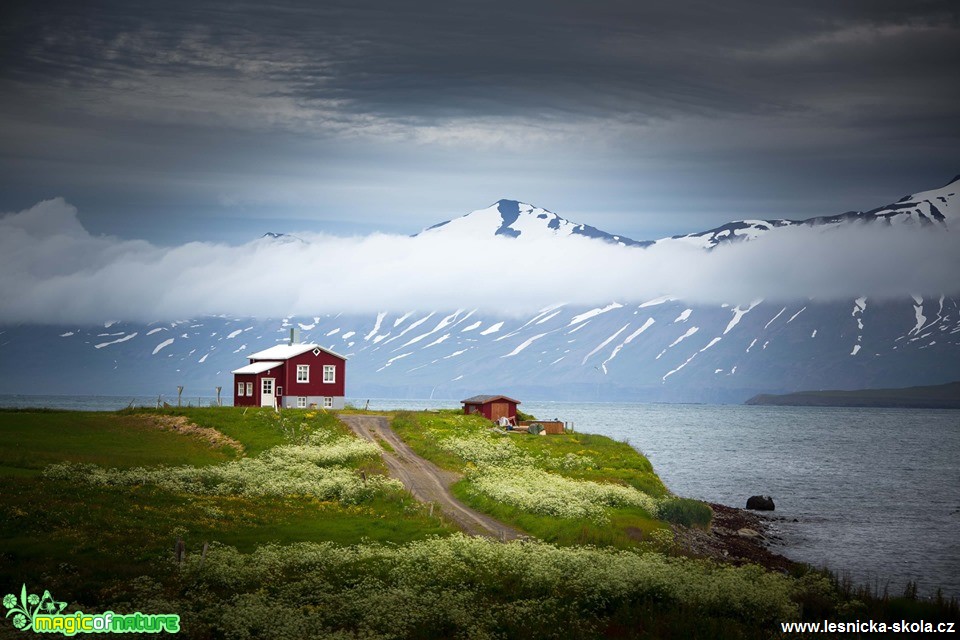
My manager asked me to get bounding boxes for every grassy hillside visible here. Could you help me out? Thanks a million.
[0,409,237,474]
[0,407,452,605]
[391,409,711,547]
[0,407,955,638]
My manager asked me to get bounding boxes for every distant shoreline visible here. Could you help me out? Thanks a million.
[745,381,960,409]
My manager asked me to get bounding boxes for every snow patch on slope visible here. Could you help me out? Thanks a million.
[786,307,806,323]
[668,326,700,348]
[600,318,655,372]
[637,296,676,308]
[723,300,761,335]
[152,338,175,355]
[384,313,434,344]
[582,324,630,366]
[365,312,386,341]
[480,322,504,335]
[378,352,412,371]
[94,333,138,349]
[910,297,926,335]
[502,332,553,358]
[764,307,786,329]
[569,302,622,326]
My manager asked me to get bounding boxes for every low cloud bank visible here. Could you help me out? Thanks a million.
[2,198,958,324]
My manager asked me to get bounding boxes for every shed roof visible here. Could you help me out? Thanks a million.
[231,361,283,375]
[460,394,521,405]
[247,343,347,361]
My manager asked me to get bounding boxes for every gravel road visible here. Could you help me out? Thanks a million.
[339,414,524,541]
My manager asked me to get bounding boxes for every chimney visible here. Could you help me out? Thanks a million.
[289,327,300,345]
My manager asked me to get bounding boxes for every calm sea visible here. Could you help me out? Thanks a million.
[3,394,958,598]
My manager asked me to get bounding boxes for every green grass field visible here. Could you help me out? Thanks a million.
[118,405,350,455]
[0,409,236,474]
[0,407,453,606]
[0,406,954,639]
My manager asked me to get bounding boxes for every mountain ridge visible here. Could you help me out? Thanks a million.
[746,380,960,409]
[3,174,959,403]
[418,199,650,246]
[411,173,959,251]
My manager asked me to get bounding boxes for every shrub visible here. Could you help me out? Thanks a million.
[43,433,399,504]
[656,497,714,528]
[464,466,658,525]
[174,534,800,637]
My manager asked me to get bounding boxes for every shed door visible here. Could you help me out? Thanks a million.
[490,402,510,421]
[261,378,275,408]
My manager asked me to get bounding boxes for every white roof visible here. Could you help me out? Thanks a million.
[231,361,282,375]
[246,343,347,361]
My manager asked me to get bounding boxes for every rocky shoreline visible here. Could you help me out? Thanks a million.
[675,502,798,573]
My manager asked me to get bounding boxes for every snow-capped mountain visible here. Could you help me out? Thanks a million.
[420,199,649,246]
[1,176,958,403]
[659,174,959,249]
[259,232,306,244]
[418,176,958,251]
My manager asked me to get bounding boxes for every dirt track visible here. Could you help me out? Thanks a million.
[339,414,524,541]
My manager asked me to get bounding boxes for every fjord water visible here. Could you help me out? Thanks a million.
[3,395,958,598]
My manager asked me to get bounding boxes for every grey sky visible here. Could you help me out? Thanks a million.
[1,0,957,243]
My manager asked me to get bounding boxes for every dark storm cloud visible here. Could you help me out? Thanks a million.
[0,0,957,239]
[5,0,955,119]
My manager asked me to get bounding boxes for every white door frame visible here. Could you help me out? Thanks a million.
[260,377,275,408]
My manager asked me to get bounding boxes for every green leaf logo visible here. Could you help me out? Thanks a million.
[3,584,64,632]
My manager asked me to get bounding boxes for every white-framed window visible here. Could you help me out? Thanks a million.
[323,365,336,383]
[323,397,333,408]
[237,382,244,397]
[297,396,307,408]
[262,378,273,395]
[297,364,309,383]
[246,382,253,396]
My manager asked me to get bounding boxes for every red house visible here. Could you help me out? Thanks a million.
[232,331,347,409]
[461,395,521,422]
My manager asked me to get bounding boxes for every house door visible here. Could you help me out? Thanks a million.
[490,402,510,421]
[261,378,275,408]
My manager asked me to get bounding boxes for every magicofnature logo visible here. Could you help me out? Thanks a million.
[3,584,179,635]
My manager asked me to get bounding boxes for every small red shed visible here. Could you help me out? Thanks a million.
[461,395,521,422]
[232,331,347,409]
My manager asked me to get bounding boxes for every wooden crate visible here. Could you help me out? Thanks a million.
[518,420,565,435]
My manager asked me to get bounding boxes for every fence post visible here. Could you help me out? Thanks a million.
[177,386,184,407]
[216,387,222,407]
